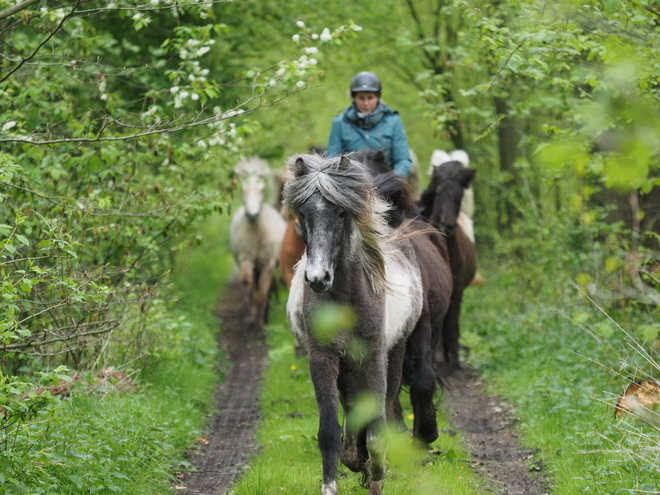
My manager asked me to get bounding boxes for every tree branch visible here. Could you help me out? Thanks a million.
[1,0,82,83]
[0,0,40,21]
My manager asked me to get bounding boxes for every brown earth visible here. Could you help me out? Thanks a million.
[442,369,551,494]
[175,277,551,494]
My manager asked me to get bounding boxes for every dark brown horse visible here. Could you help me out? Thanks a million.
[370,167,453,445]
[418,160,477,372]
[284,154,424,495]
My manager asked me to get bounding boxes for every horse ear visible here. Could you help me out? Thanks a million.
[458,167,476,188]
[339,155,351,169]
[291,157,309,178]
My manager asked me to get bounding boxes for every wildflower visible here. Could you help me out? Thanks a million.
[170,86,180,94]
[195,46,211,57]
[320,28,332,42]
[191,93,199,101]
[304,46,318,55]
[292,34,300,43]
[296,20,305,28]
[197,139,207,149]
[290,365,298,371]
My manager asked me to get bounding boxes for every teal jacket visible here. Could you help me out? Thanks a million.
[327,102,412,177]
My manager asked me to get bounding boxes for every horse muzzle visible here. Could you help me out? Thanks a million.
[304,264,334,293]
[245,211,259,223]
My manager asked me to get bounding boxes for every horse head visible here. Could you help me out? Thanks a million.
[241,174,265,223]
[419,161,476,237]
[284,154,387,294]
[285,156,352,292]
[235,157,270,223]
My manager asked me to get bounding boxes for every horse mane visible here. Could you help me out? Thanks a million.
[372,172,417,228]
[283,153,390,294]
[235,156,270,177]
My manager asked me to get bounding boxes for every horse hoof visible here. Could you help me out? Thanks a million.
[340,437,363,473]
[321,480,338,495]
[368,479,384,495]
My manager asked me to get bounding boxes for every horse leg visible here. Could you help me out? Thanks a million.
[362,352,388,488]
[338,373,367,473]
[441,290,463,373]
[255,260,276,330]
[407,316,439,445]
[385,339,407,433]
[309,350,342,495]
[238,259,255,322]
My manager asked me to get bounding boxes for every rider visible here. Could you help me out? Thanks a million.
[327,71,412,177]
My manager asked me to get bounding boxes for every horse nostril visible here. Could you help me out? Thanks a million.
[246,212,259,222]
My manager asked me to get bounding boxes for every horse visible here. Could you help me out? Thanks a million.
[229,157,286,332]
[369,169,453,445]
[418,159,477,372]
[430,149,475,243]
[284,154,423,495]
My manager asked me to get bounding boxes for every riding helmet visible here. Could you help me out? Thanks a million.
[350,71,382,96]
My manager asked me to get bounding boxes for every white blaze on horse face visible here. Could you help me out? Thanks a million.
[383,251,423,349]
[242,176,265,220]
[301,195,343,292]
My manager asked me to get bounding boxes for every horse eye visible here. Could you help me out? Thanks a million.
[338,211,346,219]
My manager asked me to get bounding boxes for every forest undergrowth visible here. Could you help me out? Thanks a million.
[460,216,660,494]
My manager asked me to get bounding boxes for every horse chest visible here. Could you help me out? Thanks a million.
[383,254,423,349]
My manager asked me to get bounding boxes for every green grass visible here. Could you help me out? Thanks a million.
[229,295,481,495]
[461,255,660,494]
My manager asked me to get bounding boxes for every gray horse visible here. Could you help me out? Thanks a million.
[284,154,423,495]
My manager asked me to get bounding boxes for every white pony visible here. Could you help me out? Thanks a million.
[230,157,286,330]
[430,149,475,243]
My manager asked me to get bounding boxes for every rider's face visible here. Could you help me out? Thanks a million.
[354,92,379,114]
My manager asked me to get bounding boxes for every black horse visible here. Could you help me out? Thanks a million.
[418,160,477,372]
[369,162,453,445]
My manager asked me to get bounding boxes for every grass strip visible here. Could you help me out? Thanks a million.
[229,293,481,495]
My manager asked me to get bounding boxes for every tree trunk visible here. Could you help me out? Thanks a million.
[494,97,518,229]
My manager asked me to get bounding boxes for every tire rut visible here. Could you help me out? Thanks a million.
[175,276,267,495]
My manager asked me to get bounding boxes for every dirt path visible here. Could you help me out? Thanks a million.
[175,276,267,495]
[175,278,550,494]
[442,368,551,494]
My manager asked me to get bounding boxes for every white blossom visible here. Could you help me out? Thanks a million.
[320,28,332,42]
[296,81,306,88]
[170,86,180,94]
[197,139,208,149]
[296,20,305,28]
[180,91,190,99]
[351,24,363,32]
[304,46,318,54]
[195,46,211,57]
[292,34,300,43]
[311,33,319,40]
[2,121,17,131]
[191,93,200,101]
[100,94,108,101]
